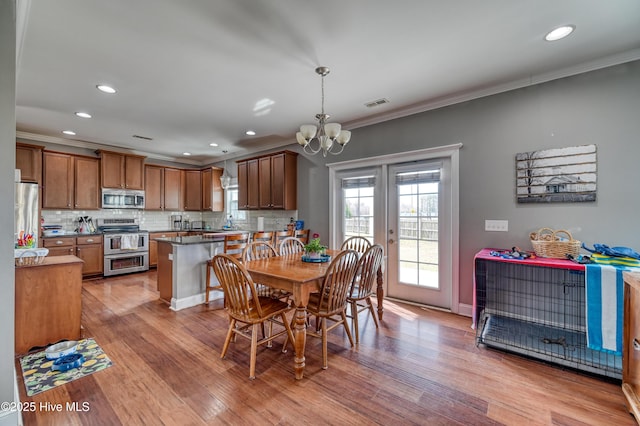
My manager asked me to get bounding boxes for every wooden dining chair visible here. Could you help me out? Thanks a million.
[272,230,293,248]
[295,249,360,370]
[251,231,273,244]
[278,236,305,256]
[347,244,384,344]
[340,236,372,254]
[293,229,310,244]
[211,254,295,380]
[242,241,291,303]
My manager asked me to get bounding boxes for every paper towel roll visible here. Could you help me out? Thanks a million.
[257,217,264,231]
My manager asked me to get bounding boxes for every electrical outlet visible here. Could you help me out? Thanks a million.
[485,220,509,232]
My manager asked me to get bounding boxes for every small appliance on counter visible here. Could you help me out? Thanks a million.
[171,215,182,231]
[42,224,65,237]
[190,221,206,231]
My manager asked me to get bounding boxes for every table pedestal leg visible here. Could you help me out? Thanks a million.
[293,306,307,380]
[376,266,384,320]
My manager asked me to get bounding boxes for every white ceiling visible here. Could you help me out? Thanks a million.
[15,0,640,166]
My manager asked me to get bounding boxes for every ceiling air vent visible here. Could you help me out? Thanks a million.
[132,134,153,141]
[365,98,389,108]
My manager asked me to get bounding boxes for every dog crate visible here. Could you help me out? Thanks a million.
[475,254,622,379]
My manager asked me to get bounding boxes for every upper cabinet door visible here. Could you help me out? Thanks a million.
[163,168,182,211]
[42,152,74,209]
[144,165,163,210]
[16,143,43,183]
[183,170,202,211]
[202,167,224,212]
[100,151,125,188]
[258,156,272,209]
[124,155,145,189]
[74,156,100,209]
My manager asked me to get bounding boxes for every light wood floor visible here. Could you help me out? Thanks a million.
[15,270,634,425]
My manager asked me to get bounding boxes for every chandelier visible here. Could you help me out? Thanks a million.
[296,66,351,157]
[219,150,231,189]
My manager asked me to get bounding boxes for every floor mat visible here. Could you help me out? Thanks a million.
[19,338,113,396]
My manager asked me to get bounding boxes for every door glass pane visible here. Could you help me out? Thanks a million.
[343,184,374,243]
[397,176,439,288]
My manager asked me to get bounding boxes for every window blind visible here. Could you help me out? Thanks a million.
[341,175,376,189]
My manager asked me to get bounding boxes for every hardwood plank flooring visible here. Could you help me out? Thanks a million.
[15,270,634,425]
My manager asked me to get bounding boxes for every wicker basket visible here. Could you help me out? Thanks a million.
[530,228,580,259]
[14,248,49,266]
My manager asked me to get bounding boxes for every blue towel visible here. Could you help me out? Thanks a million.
[585,264,626,355]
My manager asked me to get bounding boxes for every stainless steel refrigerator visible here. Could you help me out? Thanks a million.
[15,182,39,248]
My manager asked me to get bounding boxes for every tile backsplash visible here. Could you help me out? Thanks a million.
[41,209,299,233]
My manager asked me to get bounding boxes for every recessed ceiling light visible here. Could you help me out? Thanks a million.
[183,152,191,156]
[75,111,92,118]
[209,143,218,147]
[545,25,575,41]
[245,130,256,136]
[62,130,76,135]
[96,84,117,94]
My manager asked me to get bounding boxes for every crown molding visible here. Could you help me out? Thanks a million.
[345,49,640,131]
[15,130,204,166]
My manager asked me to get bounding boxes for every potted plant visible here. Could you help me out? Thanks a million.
[304,238,326,259]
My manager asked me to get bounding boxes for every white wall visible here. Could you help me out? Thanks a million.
[296,60,640,310]
[1,0,19,424]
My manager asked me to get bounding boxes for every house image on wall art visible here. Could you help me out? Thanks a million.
[516,144,597,203]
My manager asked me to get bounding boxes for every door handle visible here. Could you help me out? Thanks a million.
[634,338,640,351]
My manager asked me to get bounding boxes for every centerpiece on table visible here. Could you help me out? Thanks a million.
[302,238,330,263]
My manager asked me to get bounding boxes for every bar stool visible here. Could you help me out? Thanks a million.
[206,233,250,304]
[272,230,292,248]
[251,231,273,243]
[294,229,310,244]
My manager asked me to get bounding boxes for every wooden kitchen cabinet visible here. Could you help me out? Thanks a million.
[73,156,100,209]
[43,151,100,210]
[238,151,296,210]
[43,237,75,257]
[75,235,103,276]
[144,165,183,211]
[623,271,640,421]
[16,142,43,183]
[256,151,297,210]
[98,150,145,189]
[164,168,182,211]
[202,167,224,212]
[237,158,259,210]
[15,255,83,354]
[42,151,74,209]
[183,169,202,211]
[144,165,163,210]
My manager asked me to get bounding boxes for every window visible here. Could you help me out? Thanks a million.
[225,186,246,221]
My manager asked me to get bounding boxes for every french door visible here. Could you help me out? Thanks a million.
[329,144,460,311]
[386,160,452,308]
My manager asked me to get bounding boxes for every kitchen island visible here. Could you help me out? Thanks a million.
[155,233,239,311]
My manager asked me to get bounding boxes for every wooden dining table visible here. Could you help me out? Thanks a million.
[244,250,385,379]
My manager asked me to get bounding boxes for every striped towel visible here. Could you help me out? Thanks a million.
[585,264,625,354]
[592,253,640,267]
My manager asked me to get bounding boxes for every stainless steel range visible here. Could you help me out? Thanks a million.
[96,218,149,276]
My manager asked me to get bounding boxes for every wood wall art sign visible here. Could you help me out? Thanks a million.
[516,144,597,203]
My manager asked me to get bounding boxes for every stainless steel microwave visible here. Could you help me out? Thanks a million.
[101,188,145,209]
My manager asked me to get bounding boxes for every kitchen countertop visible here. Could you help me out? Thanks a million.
[155,234,235,245]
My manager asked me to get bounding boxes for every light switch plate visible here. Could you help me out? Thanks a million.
[485,220,509,232]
